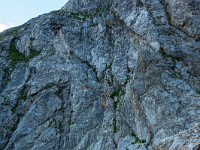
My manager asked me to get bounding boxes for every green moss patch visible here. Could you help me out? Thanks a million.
[6,40,40,66]
[6,40,29,66]
[29,48,41,59]
[164,3,173,26]
[91,23,98,27]
[54,10,95,21]
[196,90,200,95]
[110,88,121,99]
[160,47,182,62]
[11,90,27,114]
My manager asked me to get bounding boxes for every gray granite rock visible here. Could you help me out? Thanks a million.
[0,0,199,149]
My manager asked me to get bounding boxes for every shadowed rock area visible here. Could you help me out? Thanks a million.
[0,0,199,149]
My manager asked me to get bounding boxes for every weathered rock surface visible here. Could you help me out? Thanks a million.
[0,0,199,149]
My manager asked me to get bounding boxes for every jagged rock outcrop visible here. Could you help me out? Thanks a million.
[0,0,200,149]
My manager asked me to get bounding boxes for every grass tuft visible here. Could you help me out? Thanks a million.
[196,90,200,95]
[6,40,41,66]
[110,88,121,99]
[160,47,182,62]
[6,40,28,66]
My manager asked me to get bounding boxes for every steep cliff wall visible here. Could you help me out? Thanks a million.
[0,0,199,149]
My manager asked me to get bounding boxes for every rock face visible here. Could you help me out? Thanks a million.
[0,0,200,149]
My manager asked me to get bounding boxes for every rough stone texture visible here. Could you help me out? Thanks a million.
[155,124,200,150]
[0,0,200,149]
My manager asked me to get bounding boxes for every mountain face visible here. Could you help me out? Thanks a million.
[0,0,200,149]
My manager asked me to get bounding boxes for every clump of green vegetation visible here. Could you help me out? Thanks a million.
[55,87,63,99]
[83,60,100,82]
[11,90,27,114]
[140,139,146,143]
[116,15,120,20]
[12,114,24,131]
[6,40,29,66]
[121,90,126,96]
[55,4,112,23]
[69,50,74,55]
[6,40,41,66]
[29,48,41,59]
[196,90,200,95]
[164,3,172,26]
[111,74,114,83]
[168,32,173,35]
[135,137,140,143]
[91,23,98,27]
[113,97,120,133]
[153,17,157,26]
[113,116,117,133]
[127,62,131,73]
[58,121,63,132]
[95,71,100,82]
[73,15,86,21]
[110,88,121,99]
[19,92,27,101]
[55,10,96,21]
[131,131,146,144]
[30,37,35,42]
[160,47,182,62]
[110,85,126,99]
[96,8,101,13]
[69,115,72,126]
[106,79,112,86]
[111,10,120,20]
[131,132,136,137]
[108,62,112,69]
[147,5,151,10]
[166,11,172,26]
[54,10,68,15]
[164,3,168,9]
[114,99,119,110]
[11,98,20,114]
[105,62,113,86]
[124,75,131,85]
[111,89,125,133]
